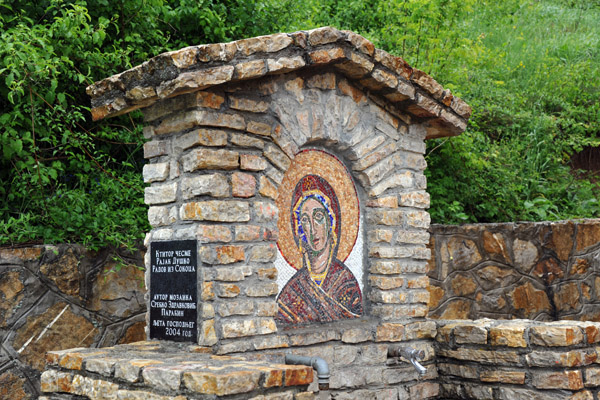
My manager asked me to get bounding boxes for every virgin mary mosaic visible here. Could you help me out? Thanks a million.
[275,150,363,324]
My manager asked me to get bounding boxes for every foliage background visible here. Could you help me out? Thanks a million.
[1,0,598,249]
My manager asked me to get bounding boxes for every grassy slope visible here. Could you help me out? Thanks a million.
[422,0,600,223]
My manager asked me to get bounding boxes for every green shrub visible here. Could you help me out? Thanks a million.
[1,0,598,250]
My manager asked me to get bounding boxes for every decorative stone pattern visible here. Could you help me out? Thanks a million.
[437,319,600,399]
[428,220,600,321]
[0,245,146,399]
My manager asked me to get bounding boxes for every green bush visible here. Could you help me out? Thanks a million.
[1,0,598,250]
[0,0,289,250]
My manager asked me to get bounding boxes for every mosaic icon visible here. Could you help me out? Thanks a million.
[276,150,363,324]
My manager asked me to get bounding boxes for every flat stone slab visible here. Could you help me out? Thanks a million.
[42,341,314,399]
[86,27,470,139]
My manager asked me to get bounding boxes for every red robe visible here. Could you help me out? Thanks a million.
[276,259,363,324]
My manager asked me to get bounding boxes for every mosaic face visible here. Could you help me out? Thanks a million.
[275,150,363,324]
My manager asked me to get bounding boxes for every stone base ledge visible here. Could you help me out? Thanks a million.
[42,341,314,399]
[436,319,600,399]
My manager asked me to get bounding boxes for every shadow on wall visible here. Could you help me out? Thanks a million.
[427,219,600,321]
[0,244,146,400]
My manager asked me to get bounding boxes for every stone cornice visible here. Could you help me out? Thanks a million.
[87,27,471,138]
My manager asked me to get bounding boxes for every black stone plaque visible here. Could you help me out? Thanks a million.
[150,240,197,342]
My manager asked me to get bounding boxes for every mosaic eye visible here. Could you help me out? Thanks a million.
[300,215,310,228]
[314,209,326,225]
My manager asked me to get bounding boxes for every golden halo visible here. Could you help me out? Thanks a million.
[276,149,359,270]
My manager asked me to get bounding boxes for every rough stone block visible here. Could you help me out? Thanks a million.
[235,60,267,80]
[141,366,183,391]
[144,183,177,205]
[258,176,278,200]
[175,129,228,150]
[212,264,248,282]
[346,31,375,56]
[454,324,488,345]
[183,370,261,395]
[257,267,277,281]
[181,148,239,172]
[369,171,414,197]
[215,245,245,264]
[411,69,444,99]
[246,282,278,297]
[532,370,584,390]
[143,140,168,159]
[199,319,217,345]
[241,154,268,171]
[221,319,257,338]
[255,301,278,317]
[341,328,373,344]
[527,349,597,368]
[147,206,177,227]
[247,121,273,136]
[309,47,345,65]
[231,225,260,242]
[266,56,306,74]
[308,27,342,45]
[180,201,250,222]
[253,201,278,223]
[215,283,241,298]
[230,96,269,113]
[409,382,439,399]
[490,325,527,347]
[480,370,526,385]
[231,133,266,150]
[366,68,399,91]
[263,144,291,171]
[530,325,584,347]
[157,66,234,98]
[404,210,431,229]
[369,275,404,290]
[584,367,600,387]
[376,323,405,342]
[306,73,336,89]
[335,52,374,79]
[196,110,246,131]
[404,321,437,340]
[181,174,230,199]
[197,225,233,243]
[195,91,225,109]
[367,209,403,226]
[451,96,472,119]
[248,244,277,262]
[143,163,169,183]
[437,348,521,365]
[232,172,257,198]
[115,359,162,383]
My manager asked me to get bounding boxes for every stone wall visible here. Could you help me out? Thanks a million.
[428,219,600,321]
[40,323,438,399]
[129,28,451,350]
[76,26,474,399]
[436,319,600,399]
[0,245,146,399]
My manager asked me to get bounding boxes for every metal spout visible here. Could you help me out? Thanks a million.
[285,354,330,390]
[388,346,427,376]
